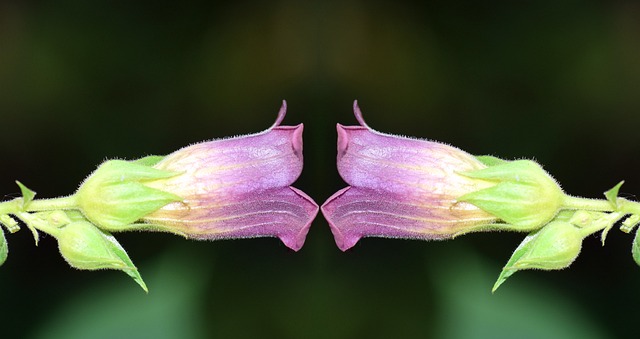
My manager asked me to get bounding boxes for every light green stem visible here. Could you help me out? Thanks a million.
[563,196,615,212]
[26,196,78,212]
[0,196,79,237]
[563,195,640,216]
[0,195,77,215]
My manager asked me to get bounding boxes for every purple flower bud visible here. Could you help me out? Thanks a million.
[142,102,318,251]
[322,102,498,251]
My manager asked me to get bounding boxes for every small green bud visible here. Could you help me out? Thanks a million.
[46,210,72,228]
[493,220,582,292]
[55,220,147,292]
[459,159,565,231]
[75,159,183,231]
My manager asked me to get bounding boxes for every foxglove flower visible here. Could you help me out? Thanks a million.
[77,101,318,251]
[322,102,564,251]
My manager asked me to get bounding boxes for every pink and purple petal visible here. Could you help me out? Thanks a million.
[323,186,495,251]
[145,186,317,251]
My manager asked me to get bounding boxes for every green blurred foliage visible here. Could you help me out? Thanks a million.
[1,0,640,338]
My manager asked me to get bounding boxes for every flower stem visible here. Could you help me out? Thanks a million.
[563,195,640,216]
[562,196,615,212]
[26,196,78,212]
[0,196,77,215]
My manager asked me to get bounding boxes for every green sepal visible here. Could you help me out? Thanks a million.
[81,159,178,184]
[133,155,166,167]
[459,160,564,231]
[16,181,36,210]
[493,220,583,292]
[633,227,640,268]
[459,182,548,230]
[81,181,183,230]
[475,155,508,167]
[462,159,553,184]
[55,221,148,292]
[604,181,624,210]
[76,159,183,231]
[0,227,7,266]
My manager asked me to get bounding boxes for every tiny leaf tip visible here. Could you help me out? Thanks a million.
[15,181,36,208]
[604,180,624,209]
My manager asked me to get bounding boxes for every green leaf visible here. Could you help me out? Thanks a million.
[604,181,624,210]
[633,227,640,268]
[0,227,7,266]
[15,181,36,209]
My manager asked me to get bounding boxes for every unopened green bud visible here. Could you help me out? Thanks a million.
[75,159,183,231]
[493,220,582,292]
[55,220,147,291]
[459,159,564,231]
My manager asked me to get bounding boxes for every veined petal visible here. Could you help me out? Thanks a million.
[143,186,318,251]
[323,186,496,251]
[337,103,491,199]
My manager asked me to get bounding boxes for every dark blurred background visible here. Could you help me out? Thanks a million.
[1,1,640,338]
